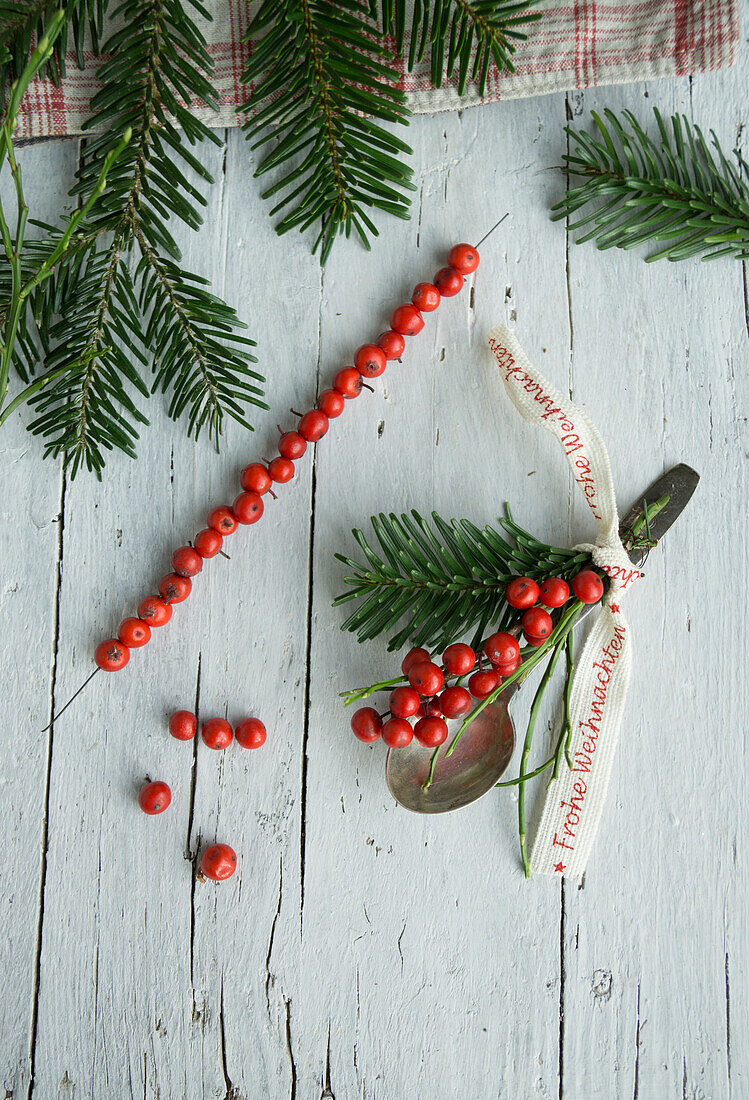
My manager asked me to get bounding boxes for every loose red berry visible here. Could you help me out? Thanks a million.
[408,660,444,696]
[202,718,233,750]
[484,632,520,667]
[412,282,441,312]
[389,686,421,719]
[158,573,192,604]
[94,638,130,671]
[118,617,151,648]
[235,717,267,749]
[318,388,344,418]
[506,577,540,609]
[194,528,223,558]
[138,780,171,815]
[240,463,272,496]
[354,344,387,379]
[298,409,329,442]
[351,707,383,743]
[400,647,431,676]
[334,367,364,398]
[442,642,476,675]
[382,717,414,748]
[278,430,307,460]
[439,685,472,719]
[207,505,238,534]
[539,577,570,608]
[468,669,501,699]
[572,570,605,604]
[434,267,463,296]
[200,843,236,882]
[377,330,405,360]
[169,709,197,741]
[390,304,424,336]
[448,243,480,274]
[414,716,449,748]
[268,456,294,483]
[171,545,203,578]
[233,490,264,525]
[138,595,172,627]
[522,607,553,640]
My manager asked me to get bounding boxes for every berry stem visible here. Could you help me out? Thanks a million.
[422,747,441,791]
[340,673,408,705]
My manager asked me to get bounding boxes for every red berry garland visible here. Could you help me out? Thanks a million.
[202,718,233,750]
[194,528,223,558]
[433,267,463,297]
[354,344,387,378]
[390,304,424,336]
[240,464,272,496]
[158,573,192,604]
[171,546,203,577]
[138,595,172,626]
[448,243,480,274]
[118,618,151,648]
[412,283,441,312]
[377,330,405,360]
[207,505,238,534]
[95,638,130,671]
[235,717,267,749]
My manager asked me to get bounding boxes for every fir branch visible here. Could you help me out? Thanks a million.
[553,108,749,262]
[0,0,104,88]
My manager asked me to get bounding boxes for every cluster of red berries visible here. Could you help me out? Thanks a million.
[93,243,481,675]
[505,568,604,646]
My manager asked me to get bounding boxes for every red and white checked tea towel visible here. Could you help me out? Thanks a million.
[16,0,739,139]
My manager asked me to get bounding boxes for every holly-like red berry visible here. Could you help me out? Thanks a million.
[169,709,197,741]
[298,409,329,442]
[235,717,266,749]
[484,632,520,667]
[412,282,440,312]
[400,647,430,676]
[240,463,272,496]
[414,716,448,748]
[201,718,233,750]
[171,546,203,578]
[200,843,236,882]
[233,490,264,525]
[522,607,553,640]
[468,669,500,699]
[194,528,223,559]
[442,642,476,675]
[118,617,151,648]
[318,389,345,418]
[94,638,130,671]
[418,698,444,718]
[439,685,472,719]
[434,267,463,296]
[572,570,604,604]
[539,577,570,608]
[377,330,405,360]
[506,577,540,609]
[408,660,444,696]
[354,344,387,379]
[351,706,383,743]
[382,717,413,748]
[496,655,522,677]
[207,505,239,534]
[334,367,364,398]
[138,595,172,627]
[448,243,480,274]
[138,780,171,815]
[389,686,421,719]
[158,573,192,604]
[390,304,424,336]
[278,431,307,460]
[268,456,295,483]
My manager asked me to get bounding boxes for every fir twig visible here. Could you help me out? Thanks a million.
[0,0,104,88]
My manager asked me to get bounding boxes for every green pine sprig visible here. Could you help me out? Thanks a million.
[0,0,104,87]
[553,108,749,262]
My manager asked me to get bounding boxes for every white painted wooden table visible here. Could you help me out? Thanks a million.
[2,44,747,1100]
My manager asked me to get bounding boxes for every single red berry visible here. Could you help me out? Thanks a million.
[138,595,172,627]
[202,718,233,750]
[539,577,570,608]
[400,647,431,676]
[334,367,364,398]
[389,686,421,719]
[233,490,264,525]
[411,282,441,312]
[408,660,444,696]
[138,780,171,815]
[572,569,605,604]
[235,717,267,749]
[268,456,295,483]
[439,685,472,719]
[468,669,501,699]
[390,304,424,336]
[94,638,130,671]
[158,573,192,604]
[442,642,476,675]
[377,330,405,360]
[118,617,151,648]
[351,706,383,743]
[298,409,329,442]
[506,576,540,609]
[448,243,480,274]
[194,528,223,559]
[524,633,547,648]
[354,344,387,379]
[382,717,414,748]
[417,698,444,718]
[522,607,553,640]
[240,463,272,496]
[171,545,203,578]
[434,267,463,296]
[495,656,521,677]
[414,716,449,748]
[169,709,197,741]
[207,505,238,534]
[318,388,345,418]
[278,430,307,460]
[484,632,520,666]
[200,843,236,882]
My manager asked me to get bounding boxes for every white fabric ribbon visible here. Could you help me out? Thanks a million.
[487,325,642,880]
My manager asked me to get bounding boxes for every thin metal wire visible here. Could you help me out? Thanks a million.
[42,666,100,731]
[474,212,509,249]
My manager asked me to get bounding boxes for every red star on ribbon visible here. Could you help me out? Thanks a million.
[553,861,566,873]
[609,603,620,613]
